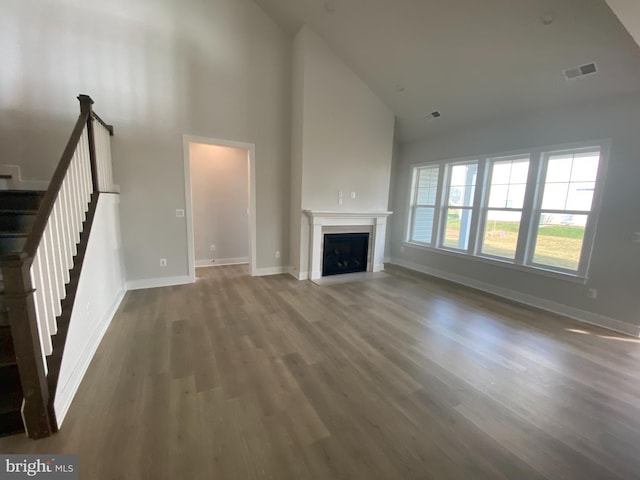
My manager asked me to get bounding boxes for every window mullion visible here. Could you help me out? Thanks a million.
[434,163,447,247]
[468,159,487,255]
[520,152,545,265]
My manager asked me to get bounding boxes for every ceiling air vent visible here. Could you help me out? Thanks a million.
[425,111,442,121]
[563,62,598,81]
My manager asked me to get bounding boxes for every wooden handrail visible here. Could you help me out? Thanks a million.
[1,94,114,439]
[22,95,93,259]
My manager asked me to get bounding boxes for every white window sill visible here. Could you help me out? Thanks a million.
[403,242,588,285]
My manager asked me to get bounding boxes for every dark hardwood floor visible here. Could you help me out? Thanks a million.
[1,264,640,479]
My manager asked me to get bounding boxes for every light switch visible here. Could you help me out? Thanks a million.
[176,209,185,217]
[350,192,356,199]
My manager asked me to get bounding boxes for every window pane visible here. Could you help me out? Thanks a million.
[507,184,526,209]
[510,160,530,184]
[541,182,569,210]
[491,162,512,184]
[488,185,509,208]
[570,153,600,182]
[481,210,522,259]
[541,150,600,212]
[566,182,595,211]
[448,163,477,207]
[416,166,439,205]
[412,207,435,244]
[443,208,472,250]
[546,155,573,183]
[487,158,529,209]
[533,214,588,271]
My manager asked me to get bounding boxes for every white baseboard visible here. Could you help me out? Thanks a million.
[289,270,309,280]
[54,287,126,425]
[389,257,640,338]
[196,257,249,267]
[126,275,194,291]
[254,266,291,277]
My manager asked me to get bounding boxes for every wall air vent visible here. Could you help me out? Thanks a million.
[425,111,442,121]
[563,62,598,81]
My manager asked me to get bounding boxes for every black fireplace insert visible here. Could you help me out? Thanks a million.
[322,233,369,276]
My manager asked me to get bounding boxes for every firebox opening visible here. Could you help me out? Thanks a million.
[322,233,369,277]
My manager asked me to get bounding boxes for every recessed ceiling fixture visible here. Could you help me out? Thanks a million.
[563,62,598,81]
[425,111,441,120]
[395,85,406,93]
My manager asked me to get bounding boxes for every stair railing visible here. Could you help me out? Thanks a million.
[0,94,114,438]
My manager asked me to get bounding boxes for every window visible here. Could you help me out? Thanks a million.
[406,142,606,279]
[481,156,530,260]
[442,163,478,251]
[408,166,440,245]
[529,149,601,273]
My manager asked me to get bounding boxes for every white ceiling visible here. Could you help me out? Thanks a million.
[253,0,640,142]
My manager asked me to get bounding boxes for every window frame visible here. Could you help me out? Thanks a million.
[476,154,533,263]
[437,160,482,253]
[406,165,444,246]
[404,140,610,282]
[524,145,606,277]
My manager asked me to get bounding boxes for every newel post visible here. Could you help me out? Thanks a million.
[78,94,100,194]
[1,254,54,438]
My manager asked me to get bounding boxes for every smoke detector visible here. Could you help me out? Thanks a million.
[563,63,598,81]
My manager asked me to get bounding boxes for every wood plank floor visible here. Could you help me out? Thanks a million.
[2,264,640,479]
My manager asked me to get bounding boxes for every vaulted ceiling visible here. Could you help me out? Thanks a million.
[254,0,640,142]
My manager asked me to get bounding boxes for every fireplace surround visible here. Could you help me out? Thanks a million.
[303,210,392,280]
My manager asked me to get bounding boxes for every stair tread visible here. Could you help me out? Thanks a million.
[0,366,22,415]
[0,190,45,196]
[0,232,28,237]
[0,327,16,367]
[0,209,38,215]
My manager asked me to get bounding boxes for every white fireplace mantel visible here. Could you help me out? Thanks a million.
[303,210,393,280]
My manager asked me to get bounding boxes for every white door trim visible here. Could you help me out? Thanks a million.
[182,135,257,279]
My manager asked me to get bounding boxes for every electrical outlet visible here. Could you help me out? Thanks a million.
[351,191,356,199]
[211,244,216,252]
[338,198,343,205]
[176,209,185,217]
[160,258,167,267]
[587,288,598,299]
[275,251,281,259]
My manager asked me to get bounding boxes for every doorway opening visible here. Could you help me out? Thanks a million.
[183,135,257,279]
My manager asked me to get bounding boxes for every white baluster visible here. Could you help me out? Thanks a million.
[30,254,52,356]
[44,224,62,318]
[50,199,66,300]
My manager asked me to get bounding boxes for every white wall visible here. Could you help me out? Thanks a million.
[54,194,126,424]
[290,26,395,277]
[606,0,640,47]
[389,92,640,333]
[0,0,291,283]
[190,143,248,265]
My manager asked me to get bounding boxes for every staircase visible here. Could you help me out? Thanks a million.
[0,191,44,436]
[0,95,115,439]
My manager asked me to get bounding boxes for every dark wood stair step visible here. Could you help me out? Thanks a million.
[0,326,16,367]
[0,210,37,233]
[0,233,28,256]
[0,364,24,437]
[0,191,45,211]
